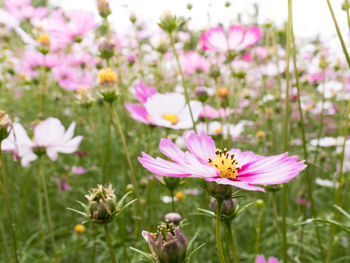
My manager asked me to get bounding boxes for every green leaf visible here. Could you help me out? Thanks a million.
[66,207,88,218]
[235,201,254,216]
[296,218,350,234]
[193,208,216,218]
[129,247,155,263]
[334,205,350,220]
[118,191,133,207]
[186,243,205,263]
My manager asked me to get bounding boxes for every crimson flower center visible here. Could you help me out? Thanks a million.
[208,148,240,179]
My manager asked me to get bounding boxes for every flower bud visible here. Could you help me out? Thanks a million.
[255,199,265,209]
[207,181,233,200]
[37,34,50,54]
[74,224,85,235]
[158,11,178,33]
[0,110,12,142]
[98,68,118,102]
[97,0,112,18]
[75,86,95,108]
[217,88,229,98]
[85,184,118,223]
[175,191,185,201]
[209,64,221,79]
[164,212,182,225]
[256,130,266,139]
[129,12,137,24]
[225,1,231,8]
[142,221,188,263]
[98,37,116,60]
[195,86,208,102]
[210,197,237,216]
[186,3,193,10]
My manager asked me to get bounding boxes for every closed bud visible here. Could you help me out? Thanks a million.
[37,34,50,54]
[0,110,12,142]
[186,3,193,10]
[210,197,237,216]
[98,37,116,60]
[75,86,95,108]
[164,213,182,225]
[159,11,178,33]
[225,1,231,8]
[129,12,137,24]
[255,199,265,209]
[97,0,111,18]
[207,181,233,200]
[85,184,118,223]
[195,86,208,102]
[209,64,221,79]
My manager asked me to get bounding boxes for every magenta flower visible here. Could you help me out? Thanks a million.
[138,132,306,192]
[256,255,279,263]
[1,118,83,167]
[200,24,262,53]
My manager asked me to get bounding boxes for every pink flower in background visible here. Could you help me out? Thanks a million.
[52,64,93,91]
[22,51,60,77]
[47,10,98,48]
[125,104,152,124]
[133,79,157,103]
[199,105,232,119]
[138,132,306,192]
[180,51,210,75]
[5,0,47,20]
[256,255,279,263]
[200,24,262,52]
[1,118,83,167]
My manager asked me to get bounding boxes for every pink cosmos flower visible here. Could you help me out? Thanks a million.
[52,64,93,91]
[22,51,60,78]
[1,118,83,167]
[132,79,157,103]
[47,10,98,48]
[138,132,306,192]
[5,0,47,20]
[180,51,210,75]
[199,105,232,119]
[256,255,279,263]
[200,24,262,53]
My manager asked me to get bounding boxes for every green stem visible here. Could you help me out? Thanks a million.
[281,1,292,262]
[110,103,143,219]
[104,224,118,263]
[0,146,20,263]
[37,164,44,251]
[38,158,56,252]
[272,192,281,244]
[254,207,263,257]
[90,226,98,263]
[87,107,103,164]
[169,32,197,133]
[290,21,325,261]
[325,0,350,261]
[215,199,226,263]
[102,106,112,184]
[0,221,11,261]
[225,222,238,263]
[170,189,176,212]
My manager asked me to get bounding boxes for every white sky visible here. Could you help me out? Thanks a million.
[51,0,349,42]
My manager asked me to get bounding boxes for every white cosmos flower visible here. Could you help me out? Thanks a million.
[317,81,343,99]
[144,93,202,129]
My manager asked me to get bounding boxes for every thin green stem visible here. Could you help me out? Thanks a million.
[37,164,44,251]
[110,103,143,220]
[170,189,176,212]
[0,146,20,263]
[102,107,112,184]
[104,224,118,263]
[272,192,281,244]
[290,22,325,261]
[38,158,56,252]
[169,32,197,133]
[215,199,226,263]
[254,207,263,257]
[225,222,238,263]
[87,107,103,164]
[281,1,292,262]
[0,221,11,261]
[325,0,350,261]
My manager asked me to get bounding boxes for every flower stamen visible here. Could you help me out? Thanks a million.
[208,148,240,179]
[163,114,179,125]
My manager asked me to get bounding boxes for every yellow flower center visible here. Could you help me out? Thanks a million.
[175,191,185,201]
[215,126,223,134]
[256,131,266,139]
[217,88,229,98]
[163,114,179,125]
[98,68,117,84]
[37,34,50,46]
[208,148,239,179]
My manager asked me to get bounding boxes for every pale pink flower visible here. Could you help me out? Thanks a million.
[180,51,210,75]
[22,51,60,78]
[199,105,232,119]
[256,255,279,263]
[138,132,306,192]
[200,24,262,53]
[1,118,83,167]
[132,79,157,103]
[5,0,47,20]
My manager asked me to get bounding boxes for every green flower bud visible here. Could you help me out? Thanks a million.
[85,184,118,223]
[0,110,12,142]
[207,181,233,201]
[255,199,265,209]
[158,11,178,33]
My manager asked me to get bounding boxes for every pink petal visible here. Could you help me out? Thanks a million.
[206,177,266,192]
[227,25,245,50]
[255,255,267,263]
[237,26,262,50]
[125,104,151,124]
[159,138,186,162]
[186,131,216,162]
[268,257,279,263]
[201,26,228,52]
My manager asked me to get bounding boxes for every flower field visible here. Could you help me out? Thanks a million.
[0,0,350,262]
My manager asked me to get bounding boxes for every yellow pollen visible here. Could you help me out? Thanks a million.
[98,68,117,84]
[208,148,239,179]
[146,115,153,120]
[306,104,313,111]
[215,126,223,134]
[163,114,179,125]
[37,34,50,45]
